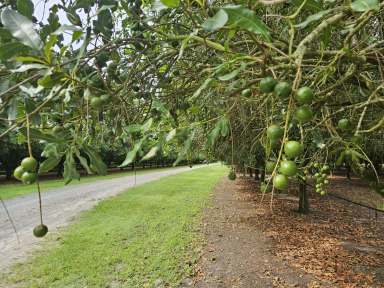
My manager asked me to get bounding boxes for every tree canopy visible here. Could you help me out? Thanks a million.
[0,0,383,204]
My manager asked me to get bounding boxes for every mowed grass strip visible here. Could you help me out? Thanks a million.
[4,165,227,288]
[0,166,188,200]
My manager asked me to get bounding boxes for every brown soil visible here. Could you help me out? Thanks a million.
[191,178,323,288]
[188,176,384,288]
[328,175,384,210]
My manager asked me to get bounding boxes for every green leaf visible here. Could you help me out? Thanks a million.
[41,143,61,158]
[152,99,171,117]
[177,31,195,60]
[124,124,142,134]
[19,127,64,143]
[166,129,177,142]
[16,0,34,19]
[11,63,47,73]
[142,146,159,161]
[14,56,47,64]
[351,152,361,165]
[72,30,83,42]
[218,69,240,81]
[119,140,144,167]
[37,72,64,88]
[207,122,222,147]
[220,118,229,137]
[141,118,153,132]
[0,8,42,50]
[97,5,115,14]
[73,29,89,71]
[74,0,96,9]
[93,9,112,37]
[44,35,58,63]
[335,151,345,166]
[39,156,61,174]
[207,117,229,147]
[66,11,82,26]
[223,5,271,42]
[75,149,92,174]
[6,96,18,121]
[202,10,228,32]
[295,10,333,29]
[53,25,82,35]
[0,42,29,61]
[19,85,44,97]
[120,149,138,167]
[351,0,379,11]
[63,151,80,184]
[191,78,214,99]
[82,145,107,175]
[160,0,180,8]
[350,149,366,160]
[174,133,194,166]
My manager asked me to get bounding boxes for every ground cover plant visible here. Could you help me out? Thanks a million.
[1,165,227,287]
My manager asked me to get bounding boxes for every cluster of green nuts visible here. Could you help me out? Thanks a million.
[259,76,314,124]
[313,163,330,196]
[90,94,110,109]
[228,169,236,181]
[14,156,49,238]
[13,157,38,185]
[274,140,303,190]
[257,76,316,192]
[265,124,304,190]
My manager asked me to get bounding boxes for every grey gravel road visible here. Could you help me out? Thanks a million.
[0,165,204,271]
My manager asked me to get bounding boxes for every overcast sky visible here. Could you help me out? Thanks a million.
[32,0,91,47]
[33,0,71,25]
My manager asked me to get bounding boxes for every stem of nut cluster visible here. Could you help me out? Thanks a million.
[229,119,235,169]
[269,96,294,210]
[1,197,20,244]
[268,54,304,210]
[37,180,43,225]
[26,114,33,157]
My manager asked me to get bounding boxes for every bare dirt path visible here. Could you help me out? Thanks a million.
[0,165,204,271]
[192,178,321,288]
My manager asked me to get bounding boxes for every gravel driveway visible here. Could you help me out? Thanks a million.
[0,165,203,271]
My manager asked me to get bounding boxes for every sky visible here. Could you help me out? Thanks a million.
[33,0,71,25]
[32,0,92,48]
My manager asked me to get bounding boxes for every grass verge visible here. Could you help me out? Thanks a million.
[3,165,227,288]
[0,166,189,200]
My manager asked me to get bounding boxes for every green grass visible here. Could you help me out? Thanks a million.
[0,166,188,200]
[3,165,227,288]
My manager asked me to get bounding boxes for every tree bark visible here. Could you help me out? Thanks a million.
[346,164,351,180]
[298,180,309,214]
[5,167,12,180]
[254,169,259,180]
[260,170,265,182]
